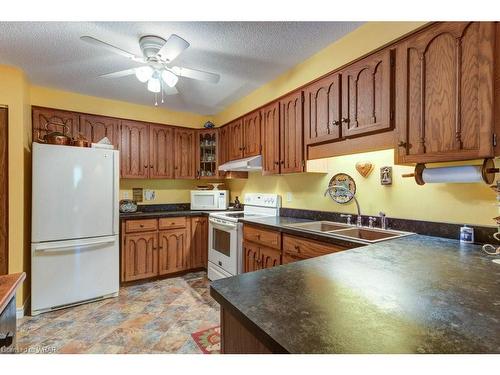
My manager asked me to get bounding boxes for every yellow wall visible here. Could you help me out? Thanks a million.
[30,85,210,128]
[0,65,31,308]
[213,22,427,125]
[120,178,224,204]
[227,149,497,227]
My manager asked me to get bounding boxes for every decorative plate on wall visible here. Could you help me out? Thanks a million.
[328,173,356,204]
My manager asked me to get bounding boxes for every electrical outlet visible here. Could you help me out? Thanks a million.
[144,189,156,201]
[286,192,293,203]
[123,192,129,199]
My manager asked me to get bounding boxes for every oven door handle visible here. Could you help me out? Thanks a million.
[209,218,237,230]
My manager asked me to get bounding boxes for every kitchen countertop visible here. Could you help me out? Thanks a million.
[0,273,26,313]
[210,216,500,353]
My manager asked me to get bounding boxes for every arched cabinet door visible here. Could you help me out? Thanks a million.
[395,22,496,163]
[261,101,281,175]
[120,120,150,179]
[150,125,175,179]
[32,107,79,142]
[79,114,120,148]
[304,72,342,146]
[122,232,158,282]
[243,110,261,157]
[158,228,188,275]
[341,48,395,139]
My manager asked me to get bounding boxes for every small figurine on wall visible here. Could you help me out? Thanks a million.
[380,166,392,185]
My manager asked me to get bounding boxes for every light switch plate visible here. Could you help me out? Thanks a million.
[286,192,293,202]
[123,192,129,199]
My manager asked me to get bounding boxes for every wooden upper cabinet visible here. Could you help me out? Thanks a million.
[196,129,218,179]
[396,22,496,163]
[341,48,395,138]
[121,232,158,282]
[149,125,175,179]
[304,72,342,146]
[217,125,230,177]
[79,114,120,148]
[120,120,150,179]
[174,128,196,179]
[280,91,304,173]
[242,110,261,157]
[32,107,79,142]
[228,119,244,160]
[158,228,189,276]
[261,101,281,175]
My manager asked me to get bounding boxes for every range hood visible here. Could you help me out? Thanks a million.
[218,155,262,172]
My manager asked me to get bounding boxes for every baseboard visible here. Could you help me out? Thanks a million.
[16,294,30,319]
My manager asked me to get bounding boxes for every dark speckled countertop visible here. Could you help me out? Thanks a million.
[210,216,500,354]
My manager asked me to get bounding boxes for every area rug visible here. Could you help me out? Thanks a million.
[191,326,221,354]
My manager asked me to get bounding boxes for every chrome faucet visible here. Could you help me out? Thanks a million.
[324,185,362,227]
[379,212,387,230]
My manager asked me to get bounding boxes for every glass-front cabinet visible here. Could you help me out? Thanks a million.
[196,129,219,179]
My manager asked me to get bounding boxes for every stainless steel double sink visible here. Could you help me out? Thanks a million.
[284,221,413,243]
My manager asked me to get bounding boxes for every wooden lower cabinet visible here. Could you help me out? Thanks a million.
[244,240,281,273]
[121,231,158,282]
[121,216,208,283]
[243,224,353,272]
[259,246,281,269]
[190,216,208,269]
[158,228,189,276]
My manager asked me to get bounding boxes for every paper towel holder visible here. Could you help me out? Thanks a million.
[402,158,499,185]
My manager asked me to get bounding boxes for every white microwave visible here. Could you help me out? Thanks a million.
[190,190,229,210]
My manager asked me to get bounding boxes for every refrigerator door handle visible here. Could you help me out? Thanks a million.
[33,236,116,253]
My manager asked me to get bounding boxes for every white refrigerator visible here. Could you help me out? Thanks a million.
[31,143,119,315]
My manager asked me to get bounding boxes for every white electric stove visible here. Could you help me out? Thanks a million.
[207,193,281,281]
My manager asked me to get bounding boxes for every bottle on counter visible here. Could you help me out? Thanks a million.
[234,196,242,210]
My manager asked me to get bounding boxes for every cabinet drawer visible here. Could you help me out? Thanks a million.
[159,216,187,230]
[243,225,281,250]
[282,234,347,259]
[125,219,158,233]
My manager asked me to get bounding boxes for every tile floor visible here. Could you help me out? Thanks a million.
[16,271,220,354]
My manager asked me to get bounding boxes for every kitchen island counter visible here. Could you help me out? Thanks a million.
[210,220,500,353]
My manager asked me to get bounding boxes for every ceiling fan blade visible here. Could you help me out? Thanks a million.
[80,36,142,61]
[99,68,136,79]
[162,84,178,96]
[171,66,220,84]
[156,34,190,62]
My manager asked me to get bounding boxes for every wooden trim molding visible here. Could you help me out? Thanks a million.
[0,107,7,276]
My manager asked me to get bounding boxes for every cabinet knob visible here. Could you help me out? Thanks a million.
[398,141,408,148]
[280,160,284,165]
[149,165,153,169]
[143,165,148,169]
[341,117,349,124]
[294,245,301,253]
[274,161,279,165]
[332,120,341,126]
[139,224,144,228]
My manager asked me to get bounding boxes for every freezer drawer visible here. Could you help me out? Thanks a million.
[31,236,119,315]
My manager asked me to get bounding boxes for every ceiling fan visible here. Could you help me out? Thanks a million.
[81,34,220,105]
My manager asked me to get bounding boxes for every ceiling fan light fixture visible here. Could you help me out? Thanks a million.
[147,77,161,93]
[135,66,153,83]
[161,69,179,88]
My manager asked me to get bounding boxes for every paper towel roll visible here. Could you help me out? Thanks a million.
[421,165,483,184]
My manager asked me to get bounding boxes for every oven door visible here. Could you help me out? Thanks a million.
[208,218,238,275]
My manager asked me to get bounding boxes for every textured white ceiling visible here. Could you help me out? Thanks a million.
[0,22,362,115]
